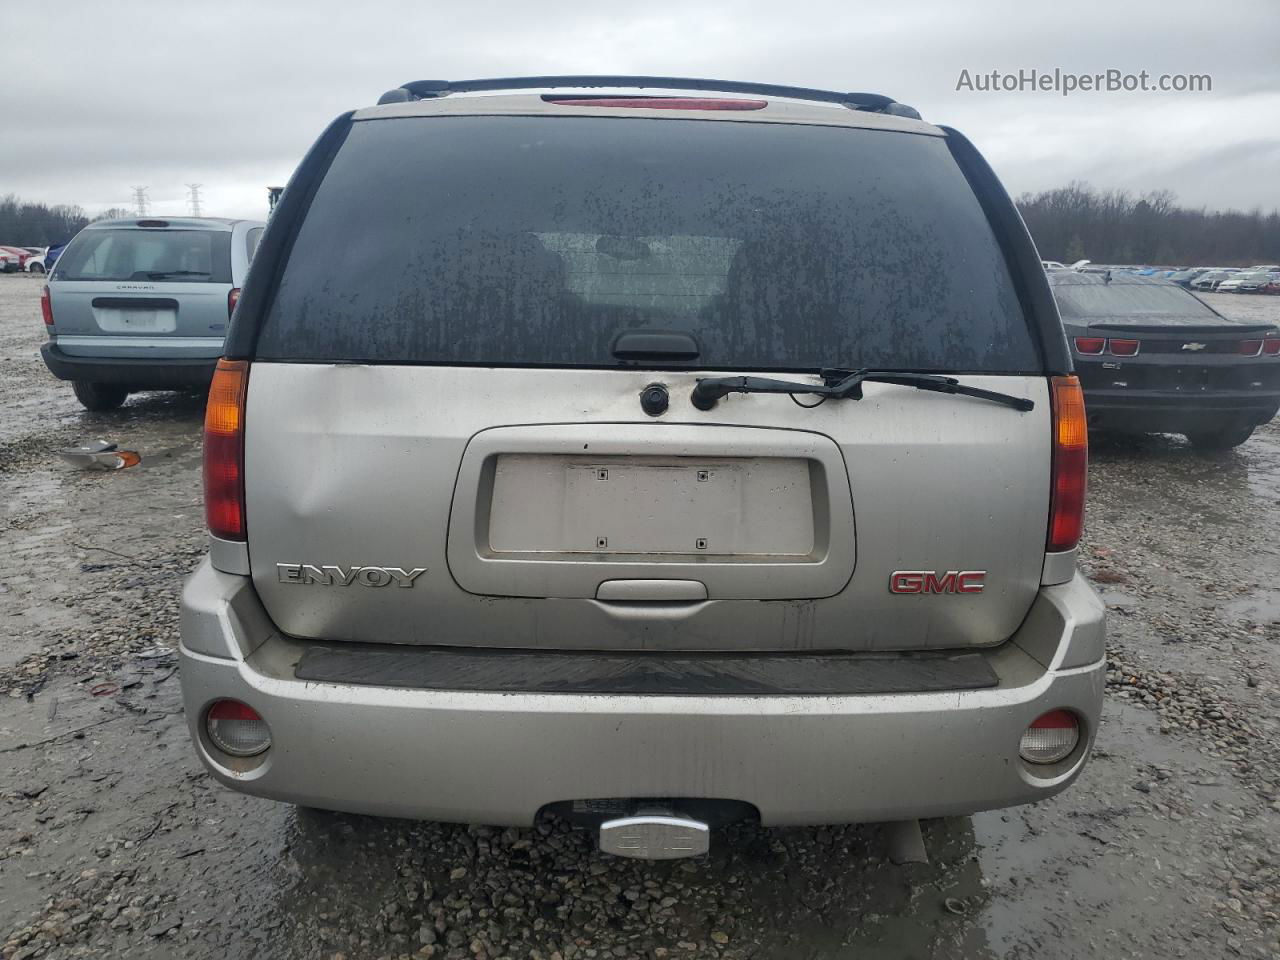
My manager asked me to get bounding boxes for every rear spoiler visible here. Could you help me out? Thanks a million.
[1086,322,1276,335]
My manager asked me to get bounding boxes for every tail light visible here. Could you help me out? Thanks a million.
[1020,710,1080,764]
[1073,337,1105,355]
[1263,338,1280,356]
[548,97,767,110]
[1047,376,1087,553]
[40,285,53,326]
[204,359,249,541]
[227,287,241,318]
[1108,338,1139,356]
[205,699,271,756]
[1238,339,1264,356]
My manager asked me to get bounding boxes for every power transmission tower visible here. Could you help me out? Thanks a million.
[131,186,150,217]
[186,183,203,217]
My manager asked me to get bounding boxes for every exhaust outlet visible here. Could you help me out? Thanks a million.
[599,811,710,860]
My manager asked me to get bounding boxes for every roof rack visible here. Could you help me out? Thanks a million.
[376,76,922,119]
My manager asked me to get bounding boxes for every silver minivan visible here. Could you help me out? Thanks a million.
[40,216,265,410]
[179,77,1104,860]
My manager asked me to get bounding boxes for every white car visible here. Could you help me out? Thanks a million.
[1218,270,1274,293]
[0,250,20,273]
[24,248,49,274]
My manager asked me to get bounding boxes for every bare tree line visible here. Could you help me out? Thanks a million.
[1017,182,1280,267]
[4,184,1280,268]
[0,195,90,247]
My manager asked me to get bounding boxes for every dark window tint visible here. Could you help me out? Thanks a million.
[1053,281,1219,320]
[256,116,1038,371]
[56,229,232,283]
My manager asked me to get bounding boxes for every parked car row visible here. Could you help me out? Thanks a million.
[0,244,67,274]
[1045,261,1280,294]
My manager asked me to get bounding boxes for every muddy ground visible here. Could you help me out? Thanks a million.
[0,273,1277,959]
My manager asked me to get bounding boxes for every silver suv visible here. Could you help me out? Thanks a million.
[179,77,1104,859]
[40,216,265,410]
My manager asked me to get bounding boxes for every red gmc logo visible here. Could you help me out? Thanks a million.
[889,570,986,594]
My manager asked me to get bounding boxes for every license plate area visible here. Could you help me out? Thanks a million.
[91,297,178,334]
[488,456,815,557]
[447,424,856,600]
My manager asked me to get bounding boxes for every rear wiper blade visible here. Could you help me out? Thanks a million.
[690,368,1034,412]
[145,271,210,279]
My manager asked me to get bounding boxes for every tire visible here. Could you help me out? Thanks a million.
[1185,425,1254,451]
[28,263,45,275]
[72,381,129,411]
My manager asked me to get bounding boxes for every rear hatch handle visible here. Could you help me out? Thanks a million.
[690,368,1034,412]
[612,329,701,362]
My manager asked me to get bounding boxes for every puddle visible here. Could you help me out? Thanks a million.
[1222,593,1280,623]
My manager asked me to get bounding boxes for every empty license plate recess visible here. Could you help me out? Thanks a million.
[487,456,815,556]
[447,423,855,600]
[91,298,179,334]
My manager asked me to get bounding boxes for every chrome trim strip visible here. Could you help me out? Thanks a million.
[56,335,225,349]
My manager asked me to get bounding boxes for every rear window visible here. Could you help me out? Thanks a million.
[1054,281,1219,320]
[246,227,264,261]
[256,116,1038,372]
[56,228,232,283]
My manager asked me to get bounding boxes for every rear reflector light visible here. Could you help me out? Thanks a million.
[1073,337,1105,355]
[1239,340,1264,356]
[227,287,240,318]
[1264,339,1280,356]
[40,285,53,326]
[548,97,767,111]
[204,359,249,541]
[205,699,271,757]
[1047,376,1088,553]
[1020,709,1080,764]
[1108,338,1139,356]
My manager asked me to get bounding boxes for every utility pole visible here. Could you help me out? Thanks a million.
[131,186,150,217]
[185,183,203,217]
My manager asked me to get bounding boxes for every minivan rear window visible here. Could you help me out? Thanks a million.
[56,229,232,283]
[256,116,1039,371]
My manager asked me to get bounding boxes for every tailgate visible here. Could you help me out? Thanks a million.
[244,364,1050,652]
[50,281,231,357]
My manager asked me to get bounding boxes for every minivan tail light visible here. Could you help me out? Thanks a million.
[40,285,53,326]
[1108,338,1139,356]
[1047,376,1087,553]
[228,287,240,318]
[1263,338,1280,356]
[204,359,249,541]
[548,97,768,111]
[1073,337,1105,355]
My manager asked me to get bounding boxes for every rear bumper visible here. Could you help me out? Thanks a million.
[40,342,217,388]
[1082,388,1280,431]
[178,559,1106,827]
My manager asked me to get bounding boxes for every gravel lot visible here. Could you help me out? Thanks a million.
[1,273,1278,960]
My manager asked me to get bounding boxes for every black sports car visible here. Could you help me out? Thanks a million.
[1049,272,1280,449]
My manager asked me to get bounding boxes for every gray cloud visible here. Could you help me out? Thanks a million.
[2,0,1277,218]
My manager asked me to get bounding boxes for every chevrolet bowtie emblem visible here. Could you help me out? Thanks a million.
[1181,342,1207,351]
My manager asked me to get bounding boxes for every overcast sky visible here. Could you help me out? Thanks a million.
[3,0,1277,221]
